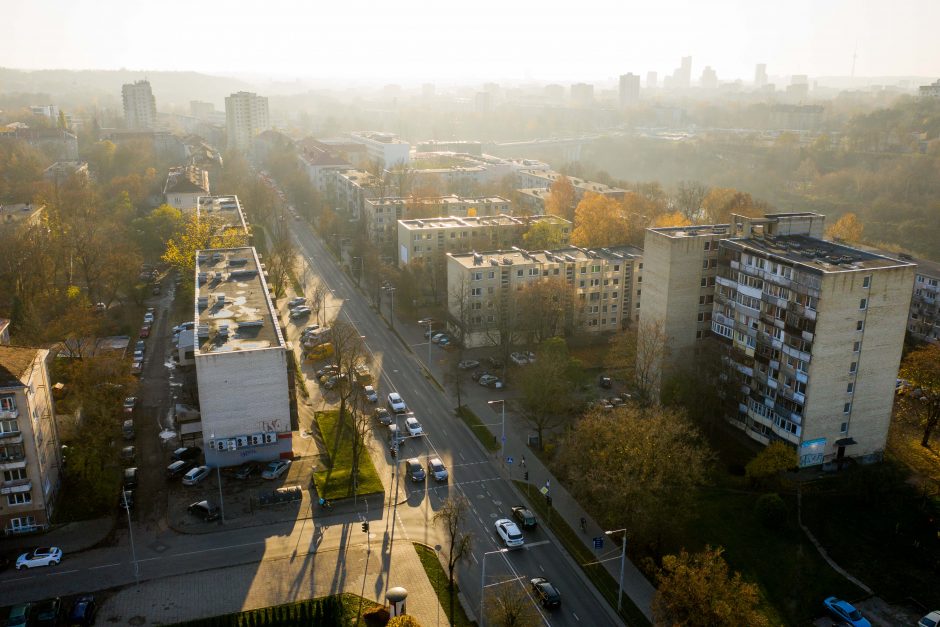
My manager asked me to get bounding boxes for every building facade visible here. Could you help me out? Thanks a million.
[122,80,157,129]
[225,92,270,153]
[194,247,291,467]
[348,131,410,169]
[367,195,512,248]
[515,170,626,202]
[906,256,940,344]
[0,346,61,536]
[164,166,210,212]
[619,73,640,106]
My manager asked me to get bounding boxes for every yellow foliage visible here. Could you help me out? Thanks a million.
[571,193,631,247]
[545,175,576,222]
[825,212,864,243]
[651,212,692,228]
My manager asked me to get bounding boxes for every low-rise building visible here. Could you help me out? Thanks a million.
[0,346,61,536]
[515,170,627,202]
[164,166,210,212]
[194,247,291,467]
[331,169,384,220]
[366,195,512,247]
[42,161,89,185]
[297,139,351,195]
[348,131,410,169]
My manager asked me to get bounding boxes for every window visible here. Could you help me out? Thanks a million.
[856,320,864,331]
[579,280,586,288]
[704,241,711,251]
[613,264,620,272]
[0,395,15,412]
[862,276,871,288]
[0,418,18,434]
[470,288,482,296]
[516,269,523,278]
[703,259,709,269]
[840,422,848,434]
[637,276,642,283]
[591,264,601,273]
[849,361,857,374]
[701,278,707,287]
[472,272,482,281]
[7,492,31,506]
[3,468,27,482]
[843,402,852,414]
[847,382,854,393]
[859,298,867,310]
[853,341,860,352]
[589,279,600,287]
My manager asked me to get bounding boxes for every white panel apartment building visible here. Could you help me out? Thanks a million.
[225,92,270,153]
[122,80,157,129]
[349,131,411,169]
[0,346,61,536]
[364,196,512,248]
[194,247,291,467]
[447,245,642,348]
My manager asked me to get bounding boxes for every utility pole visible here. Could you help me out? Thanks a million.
[605,528,628,613]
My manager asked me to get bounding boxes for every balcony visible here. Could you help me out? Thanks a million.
[0,408,18,420]
[0,479,32,494]
[0,431,23,443]
[0,457,26,471]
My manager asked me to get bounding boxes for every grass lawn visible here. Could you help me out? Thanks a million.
[456,405,499,452]
[888,418,940,483]
[413,543,475,627]
[312,410,384,501]
[511,481,651,627]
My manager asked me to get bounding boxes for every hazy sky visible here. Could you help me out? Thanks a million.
[4,0,938,83]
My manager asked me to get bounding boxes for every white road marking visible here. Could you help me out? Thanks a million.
[48,569,79,576]
[523,540,551,550]
[89,563,120,570]
[572,611,581,621]
[1,575,35,582]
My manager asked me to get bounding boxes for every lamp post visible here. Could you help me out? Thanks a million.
[352,256,362,287]
[121,489,139,587]
[487,400,506,465]
[605,527,628,613]
[385,286,396,330]
[216,466,226,524]
[480,548,508,627]
[426,320,433,367]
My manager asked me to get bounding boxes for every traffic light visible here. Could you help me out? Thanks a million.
[362,521,369,533]
[524,471,529,481]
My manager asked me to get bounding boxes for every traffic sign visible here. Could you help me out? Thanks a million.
[539,486,549,496]
[506,456,513,465]
[593,537,604,550]
[501,435,506,442]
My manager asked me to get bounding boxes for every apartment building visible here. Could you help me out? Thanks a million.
[348,131,410,169]
[515,170,627,202]
[196,195,249,238]
[164,165,210,212]
[711,214,914,466]
[447,245,642,348]
[365,196,513,248]
[122,80,157,129]
[0,346,61,536]
[194,247,291,467]
[399,214,570,267]
[225,91,270,153]
[331,169,384,220]
[906,256,940,344]
[297,140,351,195]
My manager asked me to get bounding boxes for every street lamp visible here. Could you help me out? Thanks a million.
[426,319,433,367]
[487,400,506,465]
[351,256,362,287]
[480,548,508,627]
[605,527,628,613]
[385,286,396,330]
[121,489,139,587]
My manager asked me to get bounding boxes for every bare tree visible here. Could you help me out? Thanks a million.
[441,350,465,409]
[486,585,541,627]
[446,273,474,348]
[348,391,373,492]
[330,319,370,422]
[674,180,710,222]
[606,319,670,406]
[433,495,473,623]
[310,280,328,326]
[483,291,524,379]
[264,221,296,299]
[516,277,571,344]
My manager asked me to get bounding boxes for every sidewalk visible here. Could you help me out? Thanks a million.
[0,517,114,555]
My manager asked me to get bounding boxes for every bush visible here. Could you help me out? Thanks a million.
[745,441,796,488]
[362,605,390,626]
[755,493,787,529]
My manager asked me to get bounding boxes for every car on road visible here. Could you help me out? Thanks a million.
[262,459,292,480]
[457,359,480,370]
[120,489,135,510]
[363,385,378,402]
[289,306,311,320]
[919,611,940,627]
[123,466,138,489]
[510,352,530,365]
[405,458,426,482]
[387,392,407,413]
[598,375,612,389]
[234,461,260,480]
[288,297,307,309]
[123,396,137,413]
[135,340,146,353]
[427,457,448,482]
[133,349,144,362]
[478,374,504,389]
[431,333,448,344]
[143,312,154,324]
[512,506,537,529]
[139,325,150,338]
[405,416,423,436]
[172,446,202,462]
[5,604,30,627]
[15,546,63,570]
[823,597,871,627]
[182,465,211,486]
[68,596,97,626]
[531,578,561,609]
[166,459,195,479]
[494,519,524,548]
[188,500,221,522]
[374,407,393,425]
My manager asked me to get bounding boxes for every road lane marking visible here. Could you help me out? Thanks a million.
[572,611,581,621]
[1,575,35,582]
[48,569,79,576]
[89,563,120,570]
[523,540,551,550]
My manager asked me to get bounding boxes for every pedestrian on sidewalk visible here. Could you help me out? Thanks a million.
[521,455,526,467]
[580,517,586,532]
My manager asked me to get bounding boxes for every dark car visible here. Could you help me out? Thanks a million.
[531,577,561,609]
[123,466,138,489]
[188,500,221,522]
[5,604,31,627]
[166,459,196,479]
[119,489,135,510]
[233,461,260,480]
[599,375,612,389]
[34,598,62,627]
[68,595,97,626]
[171,446,202,462]
[512,506,537,529]
[120,445,136,463]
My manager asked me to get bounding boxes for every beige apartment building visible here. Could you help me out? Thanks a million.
[365,195,512,247]
[515,169,627,202]
[906,256,940,344]
[399,214,570,267]
[447,245,642,348]
[0,346,61,536]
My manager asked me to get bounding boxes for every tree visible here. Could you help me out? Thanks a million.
[674,181,709,222]
[264,221,296,299]
[606,319,670,406]
[545,175,576,222]
[515,276,570,344]
[701,188,761,224]
[441,351,465,409]
[898,343,940,447]
[745,441,797,488]
[570,193,632,247]
[310,281,328,326]
[433,496,473,623]
[330,319,370,426]
[554,405,713,549]
[518,338,581,447]
[653,546,769,627]
[825,212,864,243]
[486,585,540,627]
[348,392,372,494]
[522,220,567,250]
[387,616,422,627]
[162,214,249,278]
[651,212,692,228]
[134,204,183,261]
[660,338,737,436]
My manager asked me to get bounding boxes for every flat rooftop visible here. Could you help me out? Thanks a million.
[401,213,569,231]
[371,195,510,208]
[723,235,916,274]
[197,195,248,235]
[518,169,627,195]
[649,224,731,238]
[449,244,641,269]
[194,247,284,355]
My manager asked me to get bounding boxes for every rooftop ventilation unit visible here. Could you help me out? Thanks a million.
[228,258,248,267]
[217,323,230,338]
[197,272,208,285]
[489,258,500,266]
[501,257,513,265]
[239,319,263,328]
[230,269,258,280]
[197,296,209,308]
[564,254,577,262]
[197,324,210,338]
[472,252,483,266]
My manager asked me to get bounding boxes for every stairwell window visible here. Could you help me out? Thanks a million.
[849,361,857,374]
[859,298,868,310]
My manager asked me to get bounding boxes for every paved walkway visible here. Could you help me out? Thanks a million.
[0,517,114,555]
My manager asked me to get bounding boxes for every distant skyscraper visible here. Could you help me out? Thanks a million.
[122,80,157,129]
[700,66,718,89]
[680,56,692,88]
[754,64,768,88]
[619,73,641,106]
[225,91,270,153]
[646,71,658,89]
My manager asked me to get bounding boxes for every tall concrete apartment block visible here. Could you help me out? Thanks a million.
[122,80,157,129]
[194,247,291,467]
[0,346,61,536]
[225,91,270,153]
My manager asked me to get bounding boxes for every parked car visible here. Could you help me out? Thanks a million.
[471,369,489,381]
[166,459,196,479]
[188,500,221,522]
[316,364,339,378]
[123,396,137,413]
[374,407,393,425]
[512,506,537,529]
[172,446,202,462]
[484,356,504,369]
[531,577,561,609]
[405,416,423,436]
[510,352,530,366]
[458,359,480,370]
[598,375,612,389]
[363,385,378,402]
[261,459,292,480]
[120,445,136,463]
[289,306,311,320]
[15,546,63,570]
[122,419,135,440]
[387,392,407,413]
[123,467,138,489]
[234,461,260,480]
[322,375,340,390]
[131,360,143,375]
[143,312,154,324]
[438,337,451,347]
[427,457,448,482]
[133,349,144,362]
[182,465,211,486]
[5,604,31,627]
[478,374,504,389]
[119,490,135,511]
[139,326,150,338]
[919,611,940,627]
[823,597,871,627]
[287,297,306,309]
[405,458,426,482]
[431,333,448,344]
[494,519,524,548]
[68,596,97,626]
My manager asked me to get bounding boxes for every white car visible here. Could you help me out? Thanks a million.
[16,546,63,570]
[405,416,423,436]
[919,611,940,627]
[387,392,407,413]
[458,360,480,370]
[510,352,530,366]
[494,519,524,548]
[123,397,137,413]
[143,312,154,324]
[262,459,292,479]
[363,385,378,402]
[182,465,211,486]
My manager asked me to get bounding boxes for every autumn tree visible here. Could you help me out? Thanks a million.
[522,220,568,250]
[745,441,797,489]
[162,214,249,279]
[701,187,762,224]
[133,203,182,261]
[433,496,473,623]
[651,212,692,228]
[571,193,632,247]
[556,406,712,549]
[516,276,570,344]
[545,175,576,222]
[518,337,582,447]
[606,319,670,406]
[330,319,371,425]
[825,212,864,243]
[486,585,540,627]
[898,343,940,447]
[264,221,296,299]
[653,546,769,627]
[674,180,709,221]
